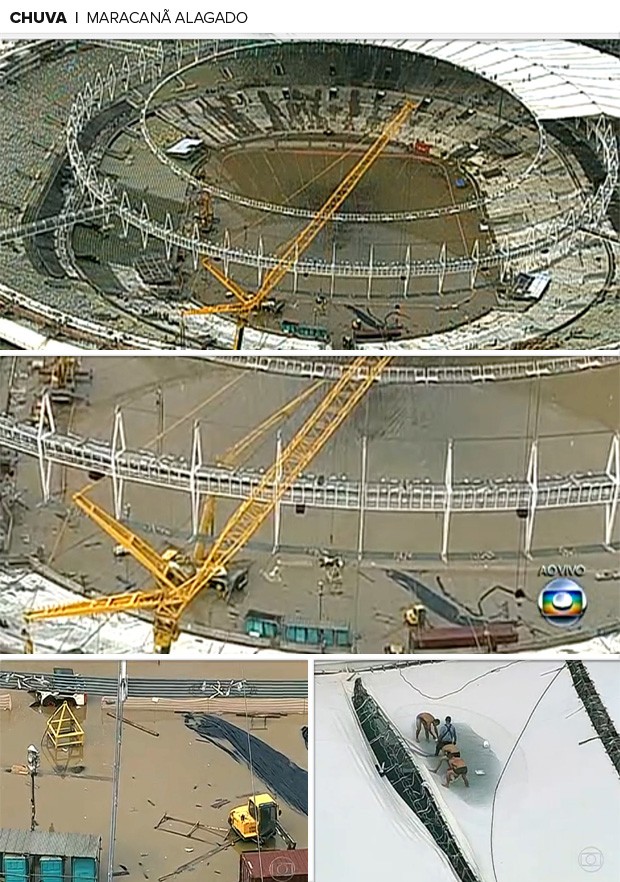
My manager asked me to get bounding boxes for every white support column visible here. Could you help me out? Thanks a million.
[191,222,200,271]
[94,73,104,111]
[189,421,203,536]
[86,166,98,210]
[272,430,283,553]
[403,244,411,298]
[470,239,480,291]
[257,236,264,287]
[293,242,299,295]
[438,242,447,295]
[164,212,174,261]
[119,190,130,238]
[138,47,147,84]
[499,237,510,283]
[156,41,165,78]
[367,245,374,300]
[121,56,131,92]
[330,241,336,298]
[111,407,127,520]
[441,440,454,563]
[357,435,368,562]
[139,201,150,250]
[223,229,231,277]
[106,63,117,101]
[175,40,184,70]
[525,440,539,558]
[36,392,56,502]
[604,434,619,549]
[84,82,93,120]
[102,178,113,226]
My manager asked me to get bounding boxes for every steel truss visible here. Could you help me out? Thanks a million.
[208,354,620,384]
[0,394,617,559]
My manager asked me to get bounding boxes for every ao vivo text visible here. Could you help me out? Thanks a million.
[537,564,586,578]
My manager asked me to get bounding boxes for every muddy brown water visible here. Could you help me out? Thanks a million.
[2,357,619,652]
[0,661,308,881]
[190,148,496,342]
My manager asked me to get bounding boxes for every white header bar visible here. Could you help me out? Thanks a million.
[1,1,618,38]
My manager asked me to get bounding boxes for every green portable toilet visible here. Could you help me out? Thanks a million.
[40,856,64,882]
[3,855,28,882]
[72,856,97,882]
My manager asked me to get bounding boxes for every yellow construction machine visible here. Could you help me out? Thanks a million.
[228,793,295,849]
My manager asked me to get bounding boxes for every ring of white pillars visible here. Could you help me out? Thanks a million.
[64,43,618,292]
[0,41,617,351]
[0,392,617,560]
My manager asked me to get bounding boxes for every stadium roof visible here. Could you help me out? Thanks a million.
[369,39,620,120]
[353,661,620,882]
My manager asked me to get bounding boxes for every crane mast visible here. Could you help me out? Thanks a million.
[196,378,323,555]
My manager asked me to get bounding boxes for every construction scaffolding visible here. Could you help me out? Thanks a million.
[44,701,85,762]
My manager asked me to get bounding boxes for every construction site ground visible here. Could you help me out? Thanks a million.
[0,660,308,881]
[1,356,619,653]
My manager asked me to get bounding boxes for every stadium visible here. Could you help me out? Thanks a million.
[0,39,618,351]
[0,353,618,655]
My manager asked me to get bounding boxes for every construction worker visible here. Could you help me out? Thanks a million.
[438,743,461,759]
[433,753,470,788]
[415,713,441,741]
[21,628,34,654]
[434,716,457,756]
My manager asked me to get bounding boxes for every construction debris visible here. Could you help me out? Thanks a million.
[183,714,308,815]
[105,712,159,737]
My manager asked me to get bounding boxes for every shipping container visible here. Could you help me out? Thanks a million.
[40,856,64,882]
[3,855,28,882]
[239,849,308,882]
[72,856,97,882]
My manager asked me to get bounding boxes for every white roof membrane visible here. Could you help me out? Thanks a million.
[368,39,620,120]
[358,661,620,882]
[0,568,286,656]
[317,661,620,882]
[315,675,456,882]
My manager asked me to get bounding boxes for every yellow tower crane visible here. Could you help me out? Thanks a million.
[186,101,416,348]
[25,356,391,653]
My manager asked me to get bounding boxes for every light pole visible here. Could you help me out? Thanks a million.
[317,580,326,653]
[107,661,128,882]
[26,744,40,832]
[155,388,164,456]
[317,580,324,623]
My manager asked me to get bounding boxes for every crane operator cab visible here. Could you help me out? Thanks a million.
[209,564,249,600]
[228,793,279,844]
